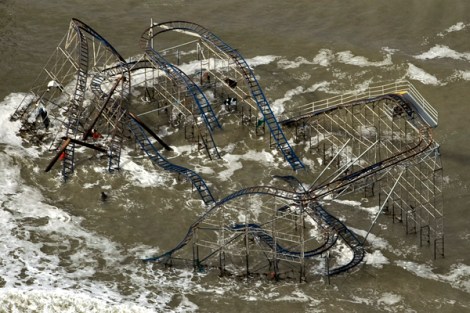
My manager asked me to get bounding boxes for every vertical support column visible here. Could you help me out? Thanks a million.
[244,217,250,277]
[219,207,226,276]
[299,198,306,283]
[271,204,279,281]
[420,225,430,247]
[193,227,200,271]
[434,237,445,259]
[406,207,417,235]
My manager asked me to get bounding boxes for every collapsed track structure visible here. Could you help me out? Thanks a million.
[11,19,444,281]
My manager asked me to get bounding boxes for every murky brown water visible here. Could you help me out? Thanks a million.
[1,0,470,312]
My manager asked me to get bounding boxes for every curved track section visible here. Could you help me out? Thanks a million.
[36,19,130,179]
[71,19,130,175]
[281,93,416,127]
[307,203,364,276]
[140,28,221,162]
[143,184,356,276]
[230,223,337,260]
[144,89,436,277]
[60,19,90,180]
[143,128,432,263]
[140,27,221,132]
[128,114,215,205]
[124,59,220,160]
[144,21,304,171]
[142,185,299,263]
[312,132,433,198]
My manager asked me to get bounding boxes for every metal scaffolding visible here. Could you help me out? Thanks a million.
[11,19,444,281]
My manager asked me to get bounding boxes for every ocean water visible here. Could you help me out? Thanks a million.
[1,0,470,312]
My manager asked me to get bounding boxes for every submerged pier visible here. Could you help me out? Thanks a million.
[11,18,444,281]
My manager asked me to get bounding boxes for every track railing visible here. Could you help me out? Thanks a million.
[286,80,438,127]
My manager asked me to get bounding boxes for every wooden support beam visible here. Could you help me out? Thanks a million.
[45,137,71,172]
[128,111,173,151]
[61,136,107,153]
[44,137,108,173]
[83,75,125,140]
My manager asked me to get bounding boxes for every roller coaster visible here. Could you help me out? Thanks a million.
[10,19,444,281]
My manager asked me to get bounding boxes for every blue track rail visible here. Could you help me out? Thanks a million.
[144,21,304,171]
[308,203,364,276]
[61,19,129,181]
[226,51,305,171]
[230,223,337,260]
[128,116,215,205]
[142,125,430,264]
[138,49,220,160]
[140,29,221,134]
[142,185,299,263]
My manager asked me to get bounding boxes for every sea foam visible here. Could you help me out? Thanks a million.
[438,22,468,37]
[414,45,470,61]
[405,63,442,86]
[0,93,31,146]
[0,289,156,313]
[278,48,393,69]
[397,261,470,293]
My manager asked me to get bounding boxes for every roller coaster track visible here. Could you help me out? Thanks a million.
[281,80,438,127]
[90,65,130,99]
[143,190,359,275]
[281,93,418,127]
[143,91,435,276]
[141,184,326,263]
[144,21,304,171]
[123,59,220,160]
[128,113,215,205]
[223,202,360,276]
[62,19,130,179]
[143,130,431,264]
[230,223,338,261]
[312,133,432,196]
[140,29,221,161]
[59,19,89,180]
[307,203,364,276]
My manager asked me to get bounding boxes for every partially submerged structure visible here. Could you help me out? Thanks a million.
[10,19,444,281]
